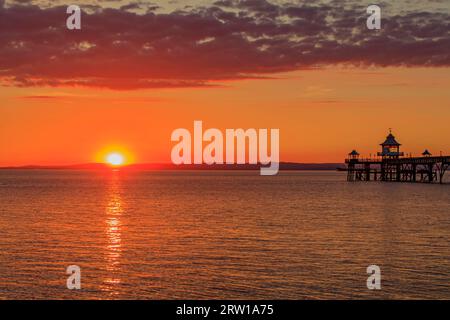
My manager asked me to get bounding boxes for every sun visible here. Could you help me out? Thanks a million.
[96,146,134,167]
[106,152,124,166]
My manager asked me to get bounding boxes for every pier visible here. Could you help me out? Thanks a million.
[344,131,449,184]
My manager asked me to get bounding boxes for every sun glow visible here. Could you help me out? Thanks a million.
[106,153,124,166]
[95,146,134,167]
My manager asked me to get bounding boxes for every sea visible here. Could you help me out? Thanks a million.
[0,170,449,299]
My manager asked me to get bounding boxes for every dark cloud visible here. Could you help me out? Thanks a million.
[0,1,448,89]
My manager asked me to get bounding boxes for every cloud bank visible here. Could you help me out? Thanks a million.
[0,0,449,89]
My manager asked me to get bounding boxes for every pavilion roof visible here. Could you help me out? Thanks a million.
[380,133,401,146]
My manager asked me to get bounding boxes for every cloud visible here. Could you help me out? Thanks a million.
[0,0,449,89]
[18,95,62,99]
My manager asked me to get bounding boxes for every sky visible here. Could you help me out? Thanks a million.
[0,0,449,165]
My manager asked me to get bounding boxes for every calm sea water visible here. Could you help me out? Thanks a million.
[0,170,449,299]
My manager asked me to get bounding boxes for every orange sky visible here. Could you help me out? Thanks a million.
[1,0,448,166]
[1,66,449,166]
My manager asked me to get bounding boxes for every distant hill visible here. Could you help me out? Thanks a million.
[0,162,345,170]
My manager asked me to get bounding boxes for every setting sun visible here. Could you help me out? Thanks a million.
[95,146,134,167]
[106,153,124,166]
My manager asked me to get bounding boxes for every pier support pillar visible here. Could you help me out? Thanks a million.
[428,164,434,183]
[396,164,401,182]
[365,163,370,181]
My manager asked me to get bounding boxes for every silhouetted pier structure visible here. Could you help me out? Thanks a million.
[345,131,449,184]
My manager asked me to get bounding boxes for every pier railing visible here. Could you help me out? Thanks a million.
[345,158,381,164]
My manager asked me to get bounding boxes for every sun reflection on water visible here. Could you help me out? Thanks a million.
[101,172,123,296]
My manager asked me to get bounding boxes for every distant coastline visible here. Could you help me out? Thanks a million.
[0,162,346,171]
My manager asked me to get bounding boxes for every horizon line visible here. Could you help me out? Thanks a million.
[0,162,346,170]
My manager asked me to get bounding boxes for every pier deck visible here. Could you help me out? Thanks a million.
[344,156,449,184]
